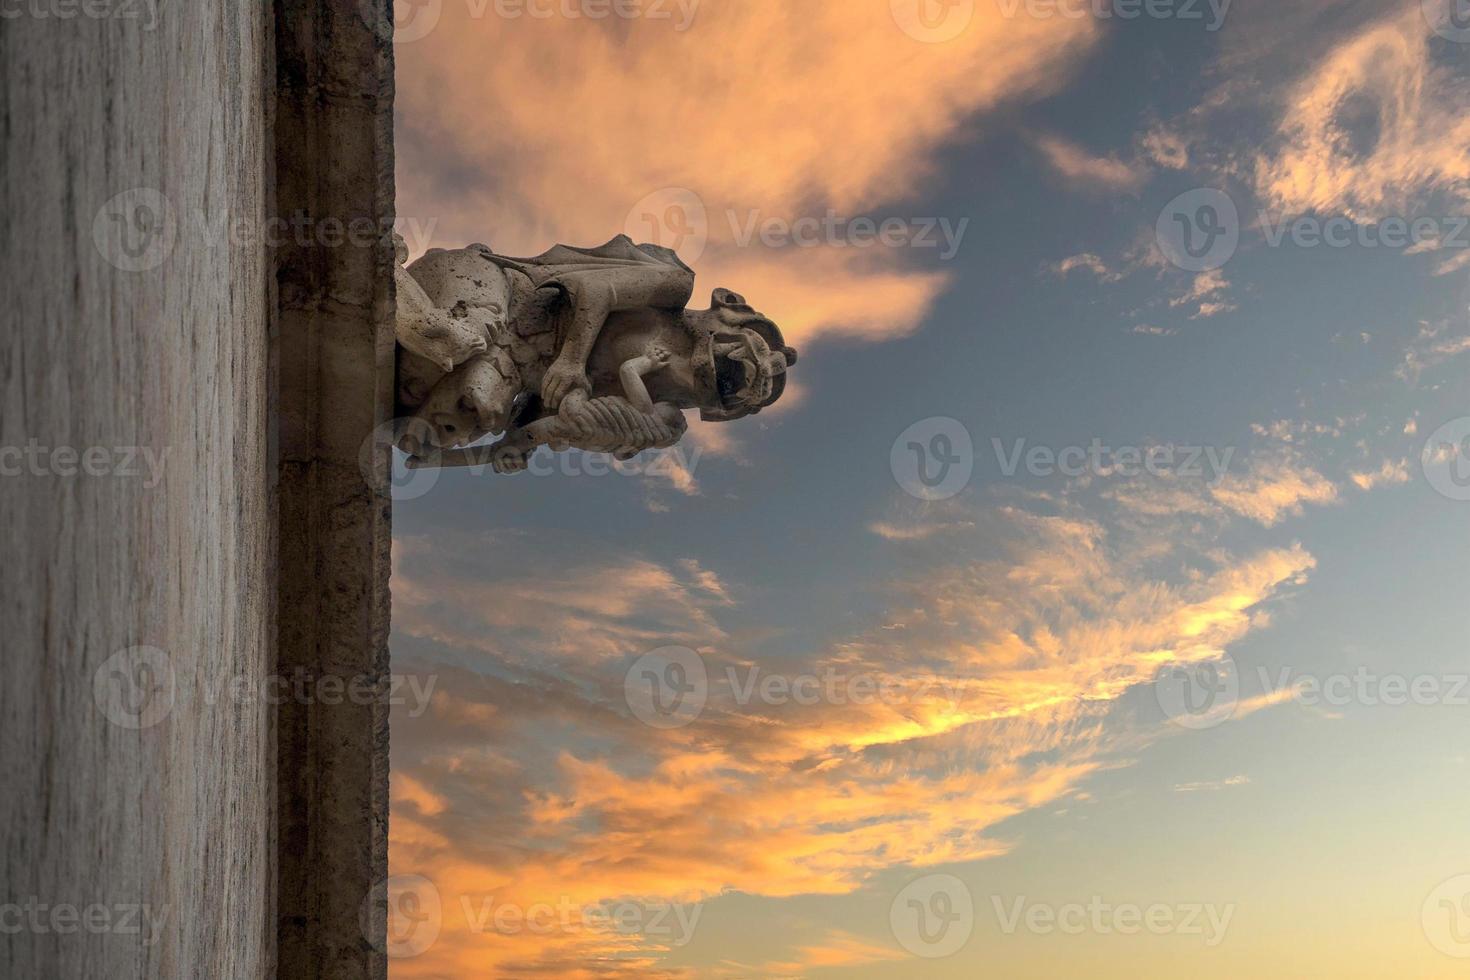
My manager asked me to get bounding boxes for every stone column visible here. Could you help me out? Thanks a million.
[273,1,397,977]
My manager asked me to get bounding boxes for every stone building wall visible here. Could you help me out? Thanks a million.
[1,3,275,978]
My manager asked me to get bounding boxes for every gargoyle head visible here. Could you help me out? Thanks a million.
[689,288,798,423]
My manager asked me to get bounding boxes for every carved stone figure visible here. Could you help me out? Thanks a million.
[393,235,797,473]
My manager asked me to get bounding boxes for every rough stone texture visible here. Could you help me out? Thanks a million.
[273,1,396,978]
[0,4,274,979]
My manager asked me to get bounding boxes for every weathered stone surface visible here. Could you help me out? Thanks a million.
[273,2,397,979]
[1,4,273,979]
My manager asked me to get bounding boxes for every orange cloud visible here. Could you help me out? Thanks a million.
[388,495,1314,975]
[395,0,1100,347]
[1208,456,1339,525]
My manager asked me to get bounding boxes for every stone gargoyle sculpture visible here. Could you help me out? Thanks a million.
[392,235,798,474]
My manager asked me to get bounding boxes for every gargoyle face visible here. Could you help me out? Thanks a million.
[696,288,798,422]
[713,331,785,413]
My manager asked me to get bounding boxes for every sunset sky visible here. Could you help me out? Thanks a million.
[386,1,1470,975]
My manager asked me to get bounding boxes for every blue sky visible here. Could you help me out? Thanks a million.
[385,1,1470,975]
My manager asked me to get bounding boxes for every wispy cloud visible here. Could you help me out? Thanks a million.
[1033,133,1151,194]
[1045,252,1124,283]
[1174,774,1251,792]
[1169,268,1237,319]
[1254,5,1470,220]
[390,489,1313,974]
[868,519,978,541]
[1348,458,1411,491]
[1209,454,1340,525]
[1397,316,1470,384]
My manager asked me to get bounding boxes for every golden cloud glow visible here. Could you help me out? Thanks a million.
[389,494,1314,975]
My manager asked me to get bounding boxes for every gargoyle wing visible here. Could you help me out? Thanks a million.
[479,235,695,312]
